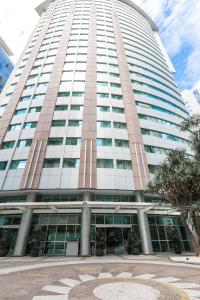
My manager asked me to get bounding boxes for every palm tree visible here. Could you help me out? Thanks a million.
[148,149,200,256]
[181,114,200,160]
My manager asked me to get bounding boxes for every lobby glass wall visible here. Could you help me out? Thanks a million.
[31,214,81,255]
[148,215,191,252]
[91,214,140,255]
[0,214,21,254]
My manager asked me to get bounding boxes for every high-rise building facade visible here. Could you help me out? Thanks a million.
[182,84,200,115]
[0,0,192,256]
[0,37,14,93]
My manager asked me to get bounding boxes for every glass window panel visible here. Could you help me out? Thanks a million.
[115,139,129,147]
[65,138,81,145]
[55,105,68,111]
[97,159,114,168]
[15,109,26,115]
[2,141,15,149]
[52,120,66,127]
[28,107,41,113]
[70,105,83,111]
[96,215,105,224]
[113,122,126,129]
[116,160,132,169]
[68,120,82,127]
[23,122,37,129]
[114,215,122,224]
[97,121,111,128]
[58,92,70,97]
[96,138,112,146]
[157,226,166,240]
[112,107,124,113]
[105,215,113,224]
[97,106,110,112]
[63,158,80,168]
[10,160,26,169]
[17,139,32,148]
[43,159,60,168]
[56,226,66,241]
[48,138,63,145]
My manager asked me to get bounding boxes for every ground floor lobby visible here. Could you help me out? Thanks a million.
[0,191,192,257]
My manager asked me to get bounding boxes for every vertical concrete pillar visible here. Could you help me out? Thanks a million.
[13,192,36,256]
[80,192,91,256]
[135,191,153,254]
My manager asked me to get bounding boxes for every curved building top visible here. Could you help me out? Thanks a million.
[35,0,158,32]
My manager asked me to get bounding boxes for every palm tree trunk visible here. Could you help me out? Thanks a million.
[182,215,199,255]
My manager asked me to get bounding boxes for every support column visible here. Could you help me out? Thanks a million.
[80,192,91,256]
[13,193,36,256]
[135,191,153,254]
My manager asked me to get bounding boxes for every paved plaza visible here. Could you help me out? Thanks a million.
[0,255,200,300]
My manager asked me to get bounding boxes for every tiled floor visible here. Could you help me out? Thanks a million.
[0,255,199,300]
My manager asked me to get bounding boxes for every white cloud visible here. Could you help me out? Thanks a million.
[0,0,199,89]
[132,0,200,89]
[0,0,41,63]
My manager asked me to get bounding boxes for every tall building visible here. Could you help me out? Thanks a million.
[0,37,14,93]
[182,82,200,115]
[0,0,192,256]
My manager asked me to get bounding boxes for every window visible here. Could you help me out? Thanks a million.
[55,105,68,111]
[44,159,60,168]
[97,121,111,128]
[52,120,66,127]
[15,109,26,115]
[17,139,32,148]
[9,124,21,131]
[65,138,81,145]
[110,72,119,77]
[97,159,114,168]
[113,122,126,129]
[24,84,34,90]
[97,93,109,98]
[144,145,169,155]
[28,107,42,113]
[115,139,129,147]
[110,83,121,88]
[58,92,70,97]
[48,138,63,145]
[97,138,112,146]
[112,107,124,113]
[111,94,122,100]
[72,92,84,97]
[33,94,45,100]
[138,114,180,129]
[97,81,109,87]
[10,160,26,169]
[70,105,83,111]
[97,106,110,112]
[63,158,80,168]
[20,96,31,102]
[116,160,132,169]
[2,141,15,149]
[0,161,8,170]
[148,165,160,174]
[37,82,48,88]
[23,122,37,129]
[68,120,82,127]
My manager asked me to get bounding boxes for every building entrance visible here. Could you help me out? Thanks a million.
[95,225,131,255]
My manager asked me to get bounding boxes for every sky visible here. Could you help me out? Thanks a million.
[0,0,199,92]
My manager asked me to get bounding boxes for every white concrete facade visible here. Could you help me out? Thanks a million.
[0,0,192,256]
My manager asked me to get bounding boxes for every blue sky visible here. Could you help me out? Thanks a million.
[0,0,199,91]
[134,0,200,91]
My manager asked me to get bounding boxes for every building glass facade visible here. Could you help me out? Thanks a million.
[0,0,192,256]
[0,44,13,93]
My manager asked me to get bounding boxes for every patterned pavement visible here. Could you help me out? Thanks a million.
[0,255,199,300]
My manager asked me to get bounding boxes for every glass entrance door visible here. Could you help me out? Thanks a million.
[95,226,131,255]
